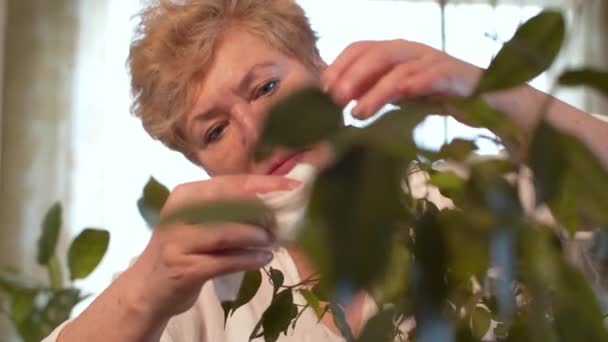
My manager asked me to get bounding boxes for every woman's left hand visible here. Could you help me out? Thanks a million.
[320,39,484,120]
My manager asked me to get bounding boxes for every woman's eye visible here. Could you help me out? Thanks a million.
[254,79,279,99]
[204,122,227,145]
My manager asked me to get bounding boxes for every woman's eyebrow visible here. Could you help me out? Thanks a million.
[189,62,281,137]
[236,61,280,94]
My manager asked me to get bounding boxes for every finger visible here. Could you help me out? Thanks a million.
[321,41,376,94]
[351,57,436,119]
[165,175,301,212]
[172,223,275,254]
[398,62,451,97]
[328,48,399,107]
[191,249,274,281]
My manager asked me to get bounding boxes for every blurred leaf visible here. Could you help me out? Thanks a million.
[450,97,522,146]
[438,139,478,162]
[300,289,323,319]
[257,290,298,342]
[39,289,82,337]
[137,177,170,229]
[548,179,580,236]
[429,170,465,198]
[471,306,492,339]
[255,87,343,159]
[160,200,273,227]
[67,228,110,280]
[370,239,410,305]
[10,289,38,324]
[475,10,565,93]
[330,302,355,341]
[356,308,396,342]
[269,268,284,296]
[297,142,407,294]
[532,121,608,227]
[0,269,35,295]
[559,68,608,96]
[412,210,449,331]
[311,281,330,302]
[37,203,62,265]
[529,121,567,206]
[226,270,262,319]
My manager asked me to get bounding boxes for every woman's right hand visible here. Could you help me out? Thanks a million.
[59,175,298,342]
[124,174,300,320]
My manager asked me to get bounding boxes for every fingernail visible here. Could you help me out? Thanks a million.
[259,250,274,263]
[351,105,363,118]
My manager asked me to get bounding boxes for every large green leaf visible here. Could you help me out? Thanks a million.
[559,68,608,97]
[475,10,565,93]
[67,228,110,280]
[529,121,567,206]
[369,238,410,306]
[255,87,343,159]
[137,177,170,229]
[37,203,62,265]
[531,121,608,228]
[297,142,407,294]
[160,200,273,227]
[449,97,522,147]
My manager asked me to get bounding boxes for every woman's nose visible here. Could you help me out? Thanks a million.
[231,101,262,148]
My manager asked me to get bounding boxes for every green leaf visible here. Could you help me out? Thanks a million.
[475,10,565,93]
[257,290,299,342]
[222,270,262,324]
[428,170,465,197]
[330,302,355,341]
[67,228,110,280]
[137,177,170,229]
[297,142,407,294]
[269,268,284,296]
[232,270,262,315]
[37,203,62,265]
[299,289,324,319]
[356,308,396,342]
[470,306,492,339]
[0,269,37,295]
[336,103,436,159]
[529,121,567,206]
[449,97,522,146]
[255,87,343,159]
[39,289,82,337]
[160,200,273,227]
[369,239,410,306]
[559,68,608,96]
[438,138,478,162]
[10,289,38,324]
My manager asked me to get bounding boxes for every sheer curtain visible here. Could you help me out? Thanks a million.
[39,0,607,314]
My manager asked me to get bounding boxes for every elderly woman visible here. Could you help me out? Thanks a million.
[45,0,608,341]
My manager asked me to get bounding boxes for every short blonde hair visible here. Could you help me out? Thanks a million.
[128,0,320,154]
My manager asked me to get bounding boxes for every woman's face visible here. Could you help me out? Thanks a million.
[183,29,330,176]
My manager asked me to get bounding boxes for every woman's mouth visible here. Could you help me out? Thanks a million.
[268,152,304,175]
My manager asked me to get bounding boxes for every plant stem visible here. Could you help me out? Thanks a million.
[48,255,63,290]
